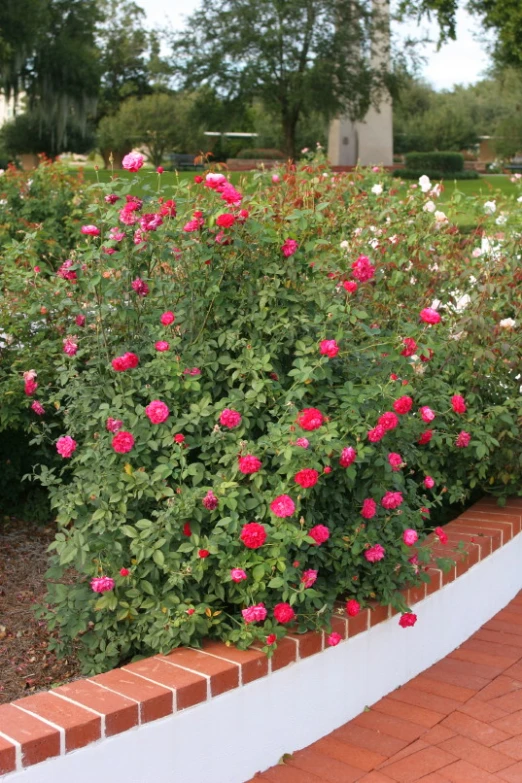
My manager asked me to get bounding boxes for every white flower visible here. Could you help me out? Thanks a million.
[369,238,380,249]
[495,214,507,226]
[499,318,516,330]
[419,175,431,193]
[430,184,442,198]
[484,200,496,215]
[353,227,363,237]
[0,169,4,176]
[371,183,383,195]
[517,196,522,203]
[434,210,448,223]
[423,200,436,213]
[301,147,309,154]
[389,235,398,244]
[471,248,483,258]
[340,240,349,249]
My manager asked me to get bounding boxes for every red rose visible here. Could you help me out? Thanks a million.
[240,522,267,549]
[378,412,399,431]
[361,498,377,519]
[346,599,361,616]
[112,431,135,453]
[401,337,417,357]
[309,524,330,545]
[418,430,433,445]
[273,603,295,624]
[294,468,319,488]
[451,395,467,414]
[339,446,357,467]
[399,613,418,628]
[393,396,413,415]
[216,213,236,228]
[198,549,210,558]
[296,407,324,431]
[238,455,262,474]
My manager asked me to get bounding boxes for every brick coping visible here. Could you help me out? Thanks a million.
[0,496,520,775]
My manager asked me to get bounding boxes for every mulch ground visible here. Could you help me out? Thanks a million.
[0,518,80,704]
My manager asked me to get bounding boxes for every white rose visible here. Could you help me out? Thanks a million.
[423,200,436,213]
[471,248,483,258]
[430,184,442,198]
[484,200,496,214]
[340,240,349,249]
[353,227,363,237]
[495,214,507,225]
[369,238,380,249]
[371,183,383,195]
[434,211,448,223]
[418,175,431,193]
[499,318,516,330]
[517,196,522,203]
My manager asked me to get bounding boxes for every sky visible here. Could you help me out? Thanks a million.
[138,0,491,91]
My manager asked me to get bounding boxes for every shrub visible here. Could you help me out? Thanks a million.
[3,159,521,674]
[405,152,464,173]
[235,148,285,159]
[394,169,479,180]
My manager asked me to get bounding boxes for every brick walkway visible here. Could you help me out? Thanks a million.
[247,591,522,782]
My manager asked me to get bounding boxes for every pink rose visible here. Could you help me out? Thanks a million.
[106,417,123,433]
[418,430,433,445]
[388,453,403,471]
[319,339,339,358]
[216,213,236,228]
[393,396,413,415]
[364,544,385,563]
[456,431,471,448]
[367,424,386,443]
[399,613,417,628]
[240,522,266,549]
[294,469,319,488]
[435,526,448,544]
[378,412,399,431]
[419,406,435,423]
[111,352,139,371]
[281,238,298,257]
[75,315,86,327]
[205,172,227,188]
[219,408,242,428]
[203,491,219,510]
[346,599,361,616]
[145,400,169,424]
[242,603,267,623]
[420,307,441,325]
[131,278,149,297]
[81,225,100,236]
[155,341,170,352]
[31,400,45,415]
[122,152,144,172]
[296,408,324,431]
[381,491,403,510]
[403,529,418,546]
[183,367,201,376]
[424,476,435,489]
[160,311,175,325]
[401,337,417,357]
[63,337,78,357]
[24,378,38,396]
[451,395,467,414]
[295,438,309,448]
[301,569,318,588]
[56,435,77,458]
[351,255,375,282]
[273,603,295,624]
[238,455,262,474]
[339,446,357,468]
[272,174,280,183]
[91,576,115,593]
[327,632,342,646]
[270,494,295,518]
[343,280,358,293]
[309,524,330,545]
[231,568,247,583]
[361,498,377,519]
[112,431,135,453]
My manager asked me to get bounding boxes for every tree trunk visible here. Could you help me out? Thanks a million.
[282,115,298,160]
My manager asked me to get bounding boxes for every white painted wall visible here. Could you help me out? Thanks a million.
[5,531,522,783]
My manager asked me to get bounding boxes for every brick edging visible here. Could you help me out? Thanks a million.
[0,497,521,775]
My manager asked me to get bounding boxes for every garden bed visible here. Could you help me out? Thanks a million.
[0,497,521,782]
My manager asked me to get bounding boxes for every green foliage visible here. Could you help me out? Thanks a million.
[395,169,479,180]
[235,148,285,160]
[2,156,521,674]
[405,152,464,172]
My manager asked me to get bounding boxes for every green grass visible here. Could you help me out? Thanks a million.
[72,167,250,195]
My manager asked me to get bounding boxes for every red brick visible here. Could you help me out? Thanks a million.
[452,644,519,669]
[13,693,100,753]
[372,696,444,728]
[0,703,59,767]
[491,690,522,716]
[54,680,138,737]
[357,774,398,783]
[422,725,457,745]
[269,637,298,672]
[288,748,362,782]
[124,657,207,710]
[369,602,390,627]
[410,774,452,783]
[442,759,505,782]
[498,760,522,782]
[494,737,522,762]
[309,736,387,771]
[441,711,510,746]
[406,582,427,606]
[439,735,514,773]
[200,640,269,684]
[329,615,349,640]
[410,675,477,703]
[0,735,16,775]
[389,685,464,717]
[380,745,457,782]
[332,723,409,757]
[457,698,509,724]
[287,631,323,659]
[426,568,443,595]
[261,764,323,783]
[353,709,426,743]
[423,659,492,691]
[474,676,522,703]
[493,710,522,737]
[460,514,516,542]
[159,647,238,696]
[88,669,172,723]
[348,609,370,637]
[379,738,428,766]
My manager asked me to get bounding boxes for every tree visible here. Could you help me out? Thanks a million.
[170,0,391,158]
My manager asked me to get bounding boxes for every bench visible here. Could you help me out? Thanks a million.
[167,153,204,171]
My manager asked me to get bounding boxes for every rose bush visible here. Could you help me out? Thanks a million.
[2,155,521,673]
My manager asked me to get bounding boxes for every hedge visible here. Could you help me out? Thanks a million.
[405,152,465,173]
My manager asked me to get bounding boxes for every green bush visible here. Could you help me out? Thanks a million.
[405,152,464,173]
[2,156,521,674]
[394,168,479,180]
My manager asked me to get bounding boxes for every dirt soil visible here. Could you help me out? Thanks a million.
[0,518,80,704]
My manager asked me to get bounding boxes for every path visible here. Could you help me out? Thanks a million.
[247,591,522,782]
